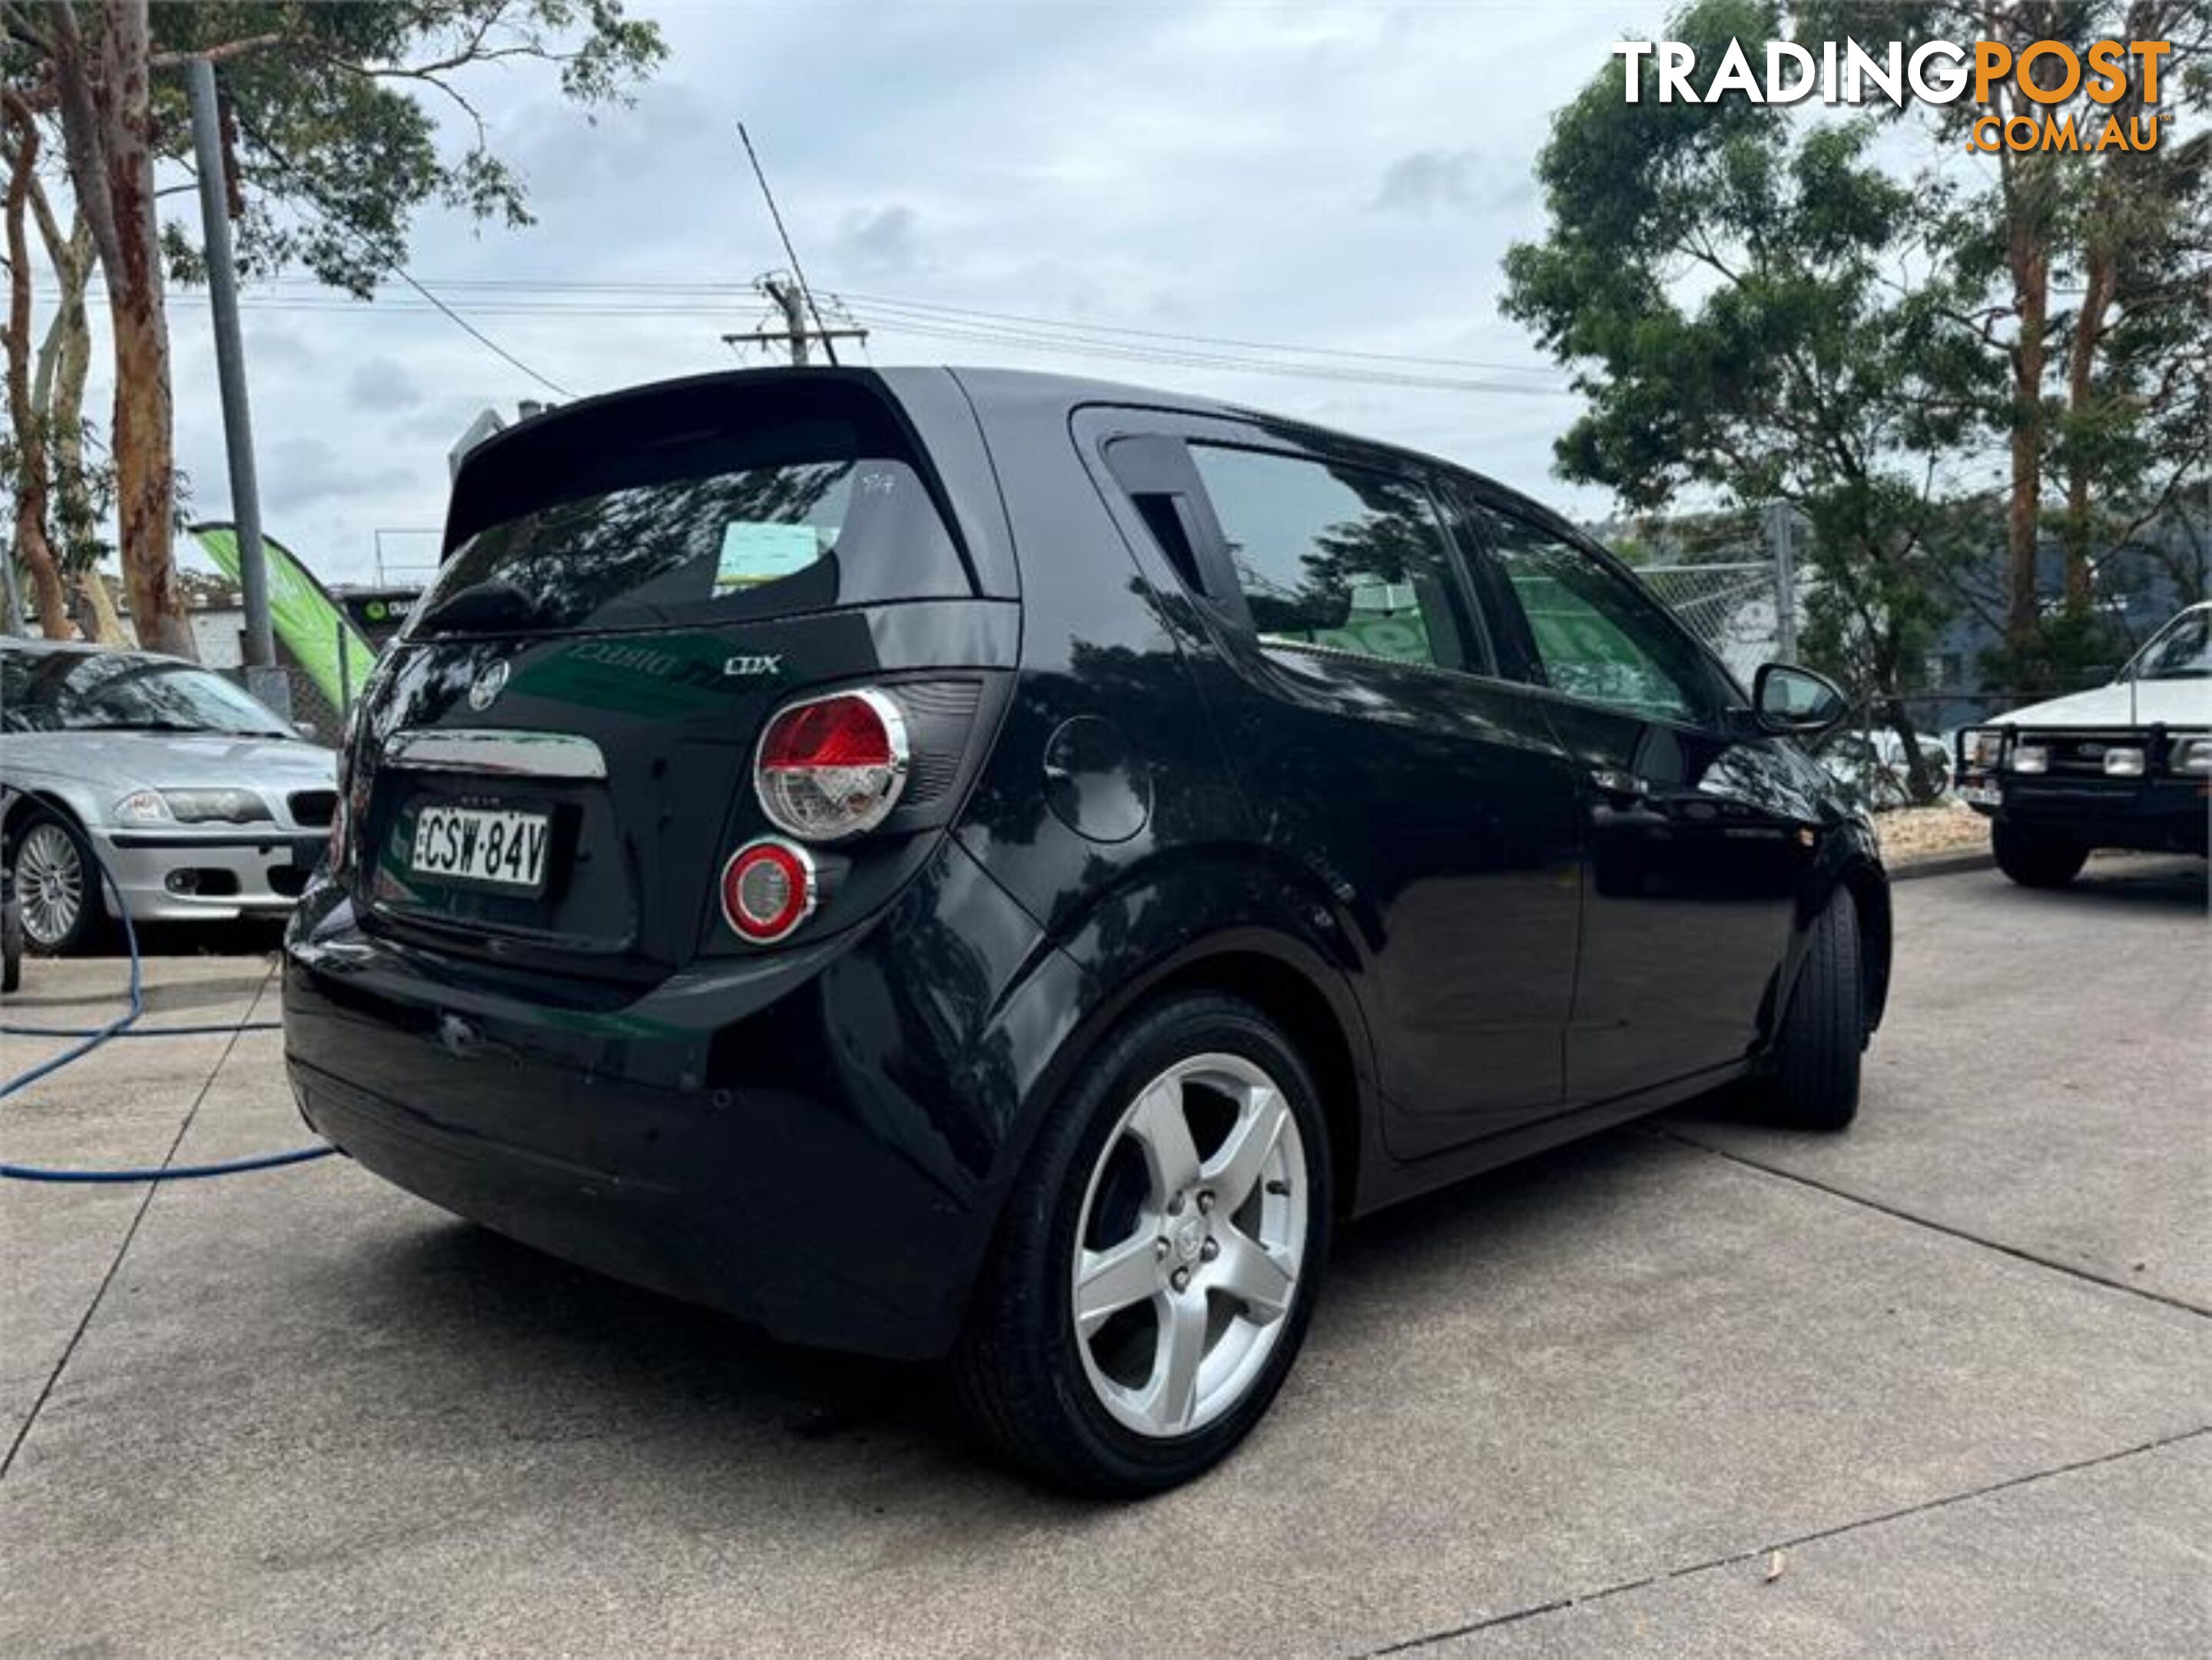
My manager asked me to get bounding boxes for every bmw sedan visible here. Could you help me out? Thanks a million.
[1,640,338,952]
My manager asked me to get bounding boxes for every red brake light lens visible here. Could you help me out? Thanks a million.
[720,839,816,943]
[755,689,909,841]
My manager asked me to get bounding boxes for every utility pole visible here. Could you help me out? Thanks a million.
[187,59,282,708]
[722,274,868,366]
[769,276,807,367]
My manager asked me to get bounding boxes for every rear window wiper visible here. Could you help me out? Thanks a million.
[416,577,547,634]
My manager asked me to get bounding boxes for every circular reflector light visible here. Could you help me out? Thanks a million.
[719,838,817,943]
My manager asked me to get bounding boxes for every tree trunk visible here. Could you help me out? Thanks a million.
[52,241,124,651]
[77,569,128,643]
[48,0,194,659]
[1885,696,1940,805]
[2,98,71,639]
[2059,28,2151,621]
[2061,239,2114,614]
[27,208,118,644]
[2001,151,2049,659]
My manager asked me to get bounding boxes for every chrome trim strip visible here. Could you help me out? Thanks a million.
[382,728,608,781]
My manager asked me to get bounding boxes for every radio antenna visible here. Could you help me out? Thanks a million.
[738,121,844,367]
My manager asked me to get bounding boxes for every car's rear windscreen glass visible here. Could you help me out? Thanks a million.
[415,385,969,638]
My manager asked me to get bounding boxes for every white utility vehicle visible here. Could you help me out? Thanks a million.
[1955,601,2211,886]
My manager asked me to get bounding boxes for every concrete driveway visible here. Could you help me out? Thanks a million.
[2,858,2206,1656]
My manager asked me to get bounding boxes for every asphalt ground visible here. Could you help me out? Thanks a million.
[2,855,2205,1656]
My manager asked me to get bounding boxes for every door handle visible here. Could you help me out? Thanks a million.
[1589,767,1650,804]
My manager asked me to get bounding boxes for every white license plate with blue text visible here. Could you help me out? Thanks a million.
[410,805,551,891]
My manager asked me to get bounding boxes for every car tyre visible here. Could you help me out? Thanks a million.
[952,993,1333,1497]
[1991,819,2088,888]
[2,879,20,992]
[1757,890,1864,1131]
[6,807,98,957]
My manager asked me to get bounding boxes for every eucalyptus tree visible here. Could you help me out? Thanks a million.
[1,1,665,651]
[1504,0,1992,798]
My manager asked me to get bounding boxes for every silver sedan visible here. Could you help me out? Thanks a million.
[1,640,338,952]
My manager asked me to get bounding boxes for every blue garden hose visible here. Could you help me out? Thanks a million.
[0,831,335,1182]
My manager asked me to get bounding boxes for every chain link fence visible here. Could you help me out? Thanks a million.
[1638,561,1787,683]
[1615,503,1799,683]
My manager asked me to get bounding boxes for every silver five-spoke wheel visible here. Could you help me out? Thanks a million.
[15,820,87,951]
[1071,1052,1309,1438]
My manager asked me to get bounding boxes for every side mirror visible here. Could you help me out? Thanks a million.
[1753,662,1849,736]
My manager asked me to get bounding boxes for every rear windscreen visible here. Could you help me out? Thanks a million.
[414,387,970,638]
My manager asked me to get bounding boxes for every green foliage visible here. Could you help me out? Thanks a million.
[1502,0,2004,798]
[1800,0,2210,642]
[1977,603,2131,695]
[150,2,668,294]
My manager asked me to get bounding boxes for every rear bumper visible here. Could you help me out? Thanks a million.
[1966,776,2209,855]
[92,826,326,921]
[282,837,1086,1359]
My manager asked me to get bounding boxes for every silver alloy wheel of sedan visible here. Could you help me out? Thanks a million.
[1071,1051,1310,1438]
[15,821,86,949]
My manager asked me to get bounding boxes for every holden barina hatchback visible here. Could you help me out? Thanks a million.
[284,367,1889,1495]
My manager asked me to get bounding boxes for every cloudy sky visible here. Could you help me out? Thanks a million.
[144,0,1681,589]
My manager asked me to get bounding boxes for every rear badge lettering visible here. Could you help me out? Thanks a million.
[724,654,785,678]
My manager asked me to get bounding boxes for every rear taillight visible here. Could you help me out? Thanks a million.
[754,688,910,842]
[720,838,817,943]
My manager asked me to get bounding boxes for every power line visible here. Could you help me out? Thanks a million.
[37,272,1557,378]
[221,109,579,400]
[369,266,575,400]
[835,311,1574,396]
[28,277,1570,396]
[834,290,1563,377]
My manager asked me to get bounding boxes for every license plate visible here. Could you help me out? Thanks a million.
[410,805,551,892]
[1960,782,2002,807]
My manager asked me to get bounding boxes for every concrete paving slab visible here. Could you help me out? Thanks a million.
[2,1123,2206,1658]
[2,952,274,1022]
[2,868,2206,1658]
[1673,856,2211,1310]
[2,962,282,1459]
[0,1181,143,1454]
[1424,1431,2212,1659]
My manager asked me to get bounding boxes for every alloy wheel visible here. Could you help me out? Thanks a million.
[15,822,85,949]
[1070,1052,1310,1438]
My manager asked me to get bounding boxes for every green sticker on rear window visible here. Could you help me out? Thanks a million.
[715,522,823,590]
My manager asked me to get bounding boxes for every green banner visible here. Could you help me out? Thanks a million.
[187,522,380,710]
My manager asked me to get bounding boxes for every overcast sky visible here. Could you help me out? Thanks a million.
[143,1,1681,589]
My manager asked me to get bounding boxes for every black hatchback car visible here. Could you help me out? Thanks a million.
[284,367,1889,1494]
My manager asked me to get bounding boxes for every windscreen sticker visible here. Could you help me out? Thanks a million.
[715,522,822,590]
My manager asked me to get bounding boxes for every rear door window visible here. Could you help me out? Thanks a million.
[1186,445,1482,673]
[416,395,969,639]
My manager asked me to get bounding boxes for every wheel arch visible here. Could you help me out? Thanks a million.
[1761,834,1893,1052]
[1836,855,1892,1033]
[2,785,94,847]
[0,785,105,942]
[999,908,1381,1241]
[1106,941,1368,1218]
